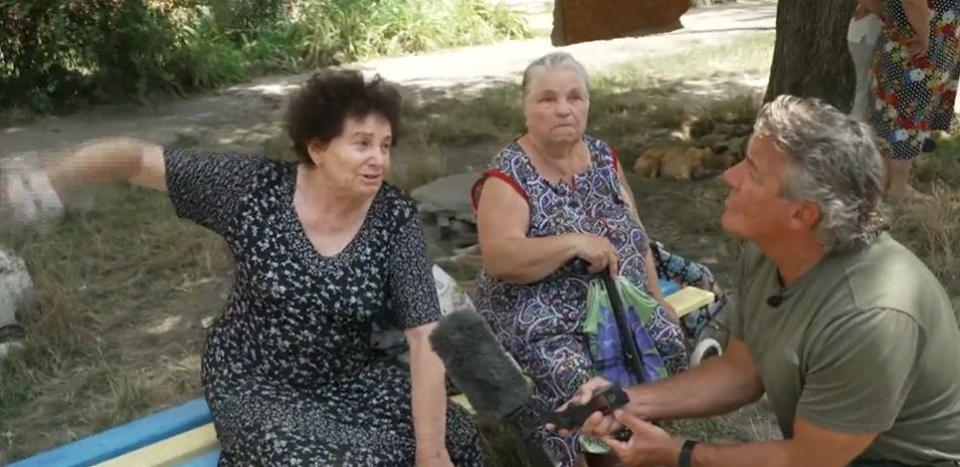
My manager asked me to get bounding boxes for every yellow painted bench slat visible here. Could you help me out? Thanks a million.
[664,286,715,318]
[94,423,219,467]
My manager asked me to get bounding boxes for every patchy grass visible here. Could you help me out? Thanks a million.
[896,140,960,302]
[0,185,231,462]
[405,31,775,176]
[5,28,960,466]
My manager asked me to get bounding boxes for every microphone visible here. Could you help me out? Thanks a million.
[429,310,557,467]
[766,294,784,307]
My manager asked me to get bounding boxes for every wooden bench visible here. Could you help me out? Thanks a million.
[9,398,216,467]
[11,279,712,466]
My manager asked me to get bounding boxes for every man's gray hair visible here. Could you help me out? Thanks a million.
[521,51,590,99]
[754,95,888,251]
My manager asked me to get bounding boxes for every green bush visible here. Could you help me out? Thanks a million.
[89,2,182,99]
[168,14,250,91]
[0,0,532,114]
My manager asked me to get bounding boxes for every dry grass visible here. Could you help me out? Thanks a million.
[0,184,231,462]
[893,145,960,304]
[4,28,959,466]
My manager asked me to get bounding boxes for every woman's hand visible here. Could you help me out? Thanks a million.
[1,155,64,232]
[905,33,931,58]
[852,2,870,19]
[858,0,884,18]
[570,233,619,276]
[415,448,455,467]
[660,301,680,325]
[901,0,931,58]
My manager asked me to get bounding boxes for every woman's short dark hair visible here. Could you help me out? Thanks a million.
[285,69,402,164]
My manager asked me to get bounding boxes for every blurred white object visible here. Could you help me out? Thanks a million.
[847,12,882,46]
[847,12,883,120]
[1,153,63,233]
[433,265,475,316]
[0,246,31,360]
[690,337,723,367]
[370,265,476,362]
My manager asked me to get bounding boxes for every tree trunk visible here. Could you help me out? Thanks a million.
[764,0,859,112]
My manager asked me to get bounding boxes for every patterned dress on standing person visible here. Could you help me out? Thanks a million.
[870,0,960,159]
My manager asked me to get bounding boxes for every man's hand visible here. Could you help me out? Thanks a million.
[600,410,684,467]
[547,377,619,437]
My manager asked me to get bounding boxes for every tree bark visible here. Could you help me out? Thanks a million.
[764,0,859,112]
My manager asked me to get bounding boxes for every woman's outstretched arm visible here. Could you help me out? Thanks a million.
[46,138,167,194]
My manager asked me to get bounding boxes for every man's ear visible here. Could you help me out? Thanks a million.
[790,200,822,231]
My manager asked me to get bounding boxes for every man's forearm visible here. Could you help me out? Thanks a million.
[690,440,791,467]
[628,341,764,420]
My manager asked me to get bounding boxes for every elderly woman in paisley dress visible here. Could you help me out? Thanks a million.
[471,51,689,466]
[33,70,482,466]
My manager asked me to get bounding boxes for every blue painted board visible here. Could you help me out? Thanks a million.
[10,398,212,467]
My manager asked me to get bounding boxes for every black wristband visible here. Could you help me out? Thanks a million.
[678,439,699,467]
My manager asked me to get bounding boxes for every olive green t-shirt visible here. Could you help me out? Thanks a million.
[730,233,960,464]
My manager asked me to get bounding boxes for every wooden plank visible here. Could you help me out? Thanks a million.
[10,398,212,467]
[95,423,219,467]
[664,286,716,318]
[176,448,221,467]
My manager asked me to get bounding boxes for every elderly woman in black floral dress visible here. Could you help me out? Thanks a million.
[30,70,483,466]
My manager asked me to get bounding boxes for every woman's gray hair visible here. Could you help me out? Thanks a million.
[754,95,888,251]
[521,51,590,99]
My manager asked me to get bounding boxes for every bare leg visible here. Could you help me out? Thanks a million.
[882,156,892,192]
[886,158,930,202]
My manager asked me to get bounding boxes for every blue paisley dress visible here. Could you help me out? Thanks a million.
[471,135,688,466]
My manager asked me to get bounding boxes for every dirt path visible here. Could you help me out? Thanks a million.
[0,1,775,159]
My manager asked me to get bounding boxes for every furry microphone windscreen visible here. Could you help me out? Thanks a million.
[429,310,531,421]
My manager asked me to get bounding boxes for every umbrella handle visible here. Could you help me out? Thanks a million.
[601,272,647,384]
[570,258,647,383]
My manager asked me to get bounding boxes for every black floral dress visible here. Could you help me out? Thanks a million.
[164,149,483,466]
[869,0,960,160]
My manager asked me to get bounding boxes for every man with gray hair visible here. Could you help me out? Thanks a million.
[556,95,960,467]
